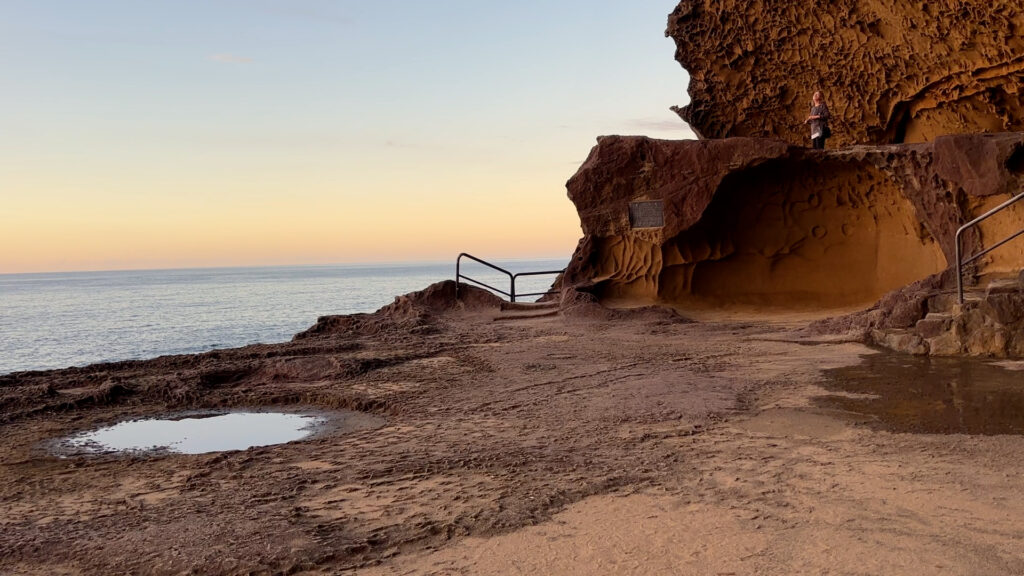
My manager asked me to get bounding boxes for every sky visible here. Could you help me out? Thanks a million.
[0,0,694,274]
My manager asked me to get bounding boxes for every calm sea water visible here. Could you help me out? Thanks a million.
[0,259,566,375]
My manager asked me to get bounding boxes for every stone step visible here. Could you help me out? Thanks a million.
[499,300,560,312]
[492,309,560,322]
[915,312,953,338]
[952,299,984,316]
[986,277,1023,295]
[927,292,983,314]
[872,327,928,355]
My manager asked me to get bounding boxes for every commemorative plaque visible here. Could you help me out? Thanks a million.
[628,201,664,229]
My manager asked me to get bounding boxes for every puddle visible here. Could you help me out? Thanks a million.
[817,351,1024,435]
[60,410,381,455]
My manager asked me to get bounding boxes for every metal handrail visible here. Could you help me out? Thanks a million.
[955,191,1024,303]
[456,253,564,302]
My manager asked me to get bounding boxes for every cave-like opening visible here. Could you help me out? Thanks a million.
[657,158,947,309]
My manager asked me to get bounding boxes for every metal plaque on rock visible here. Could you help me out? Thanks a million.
[628,201,664,229]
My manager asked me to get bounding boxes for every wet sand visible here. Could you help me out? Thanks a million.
[3,299,1024,574]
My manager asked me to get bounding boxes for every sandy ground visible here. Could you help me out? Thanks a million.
[2,294,1024,575]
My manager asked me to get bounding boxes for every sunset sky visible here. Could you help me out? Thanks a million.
[1,0,695,274]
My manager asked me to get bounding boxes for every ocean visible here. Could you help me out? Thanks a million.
[0,259,567,375]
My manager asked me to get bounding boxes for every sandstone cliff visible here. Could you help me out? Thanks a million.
[667,0,1024,146]
[560,2,1024,356]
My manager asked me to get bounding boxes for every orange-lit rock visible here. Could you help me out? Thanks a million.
[667,0,1024,146]
[563,133,1024,314]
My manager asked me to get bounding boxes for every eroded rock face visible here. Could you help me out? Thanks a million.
[294,281,503,339]
[563,133,1024,311]
[811,273,1024,357]
[667,0,1024,146]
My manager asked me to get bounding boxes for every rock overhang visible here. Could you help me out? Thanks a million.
[563,133,1024,311]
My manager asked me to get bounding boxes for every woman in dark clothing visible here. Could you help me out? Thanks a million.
[805,90,831,150]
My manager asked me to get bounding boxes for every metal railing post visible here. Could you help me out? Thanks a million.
[512,270,566,301]
[955,191,1024,304]
[455,256,460,300]
[955,227,964,305]
[455,253,564,303]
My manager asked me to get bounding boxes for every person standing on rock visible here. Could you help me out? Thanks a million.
[805,91,831,150]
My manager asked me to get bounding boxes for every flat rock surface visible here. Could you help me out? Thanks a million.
[3,303,1024,574]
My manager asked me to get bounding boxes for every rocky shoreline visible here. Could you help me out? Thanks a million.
[4,284,1024,574]
[6,0,1024,571]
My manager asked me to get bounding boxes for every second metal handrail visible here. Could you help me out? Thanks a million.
[955,191,1024,303]
[455,253,564,302]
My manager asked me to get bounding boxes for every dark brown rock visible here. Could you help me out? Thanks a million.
[872,329,929,356]
[294,282,503,340]
[960,308,1010,356]
[915,315,953,340]
[981,292,1024,325]
[933,135,1024,199]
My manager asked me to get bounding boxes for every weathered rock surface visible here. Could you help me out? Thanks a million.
[295,280,503,339]
[563,132,1024,313]
[7,294,1024,574]
[667,0,1024,146]
[812,272,1024,357]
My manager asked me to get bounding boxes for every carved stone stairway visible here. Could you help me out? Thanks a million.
[492,300,561,322]
[873,272,1024,357]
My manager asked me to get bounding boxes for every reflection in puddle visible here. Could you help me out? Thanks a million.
[66,412,325,455]
[818,351,1024,435]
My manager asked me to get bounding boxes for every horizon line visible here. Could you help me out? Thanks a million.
[0,255,574,277]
